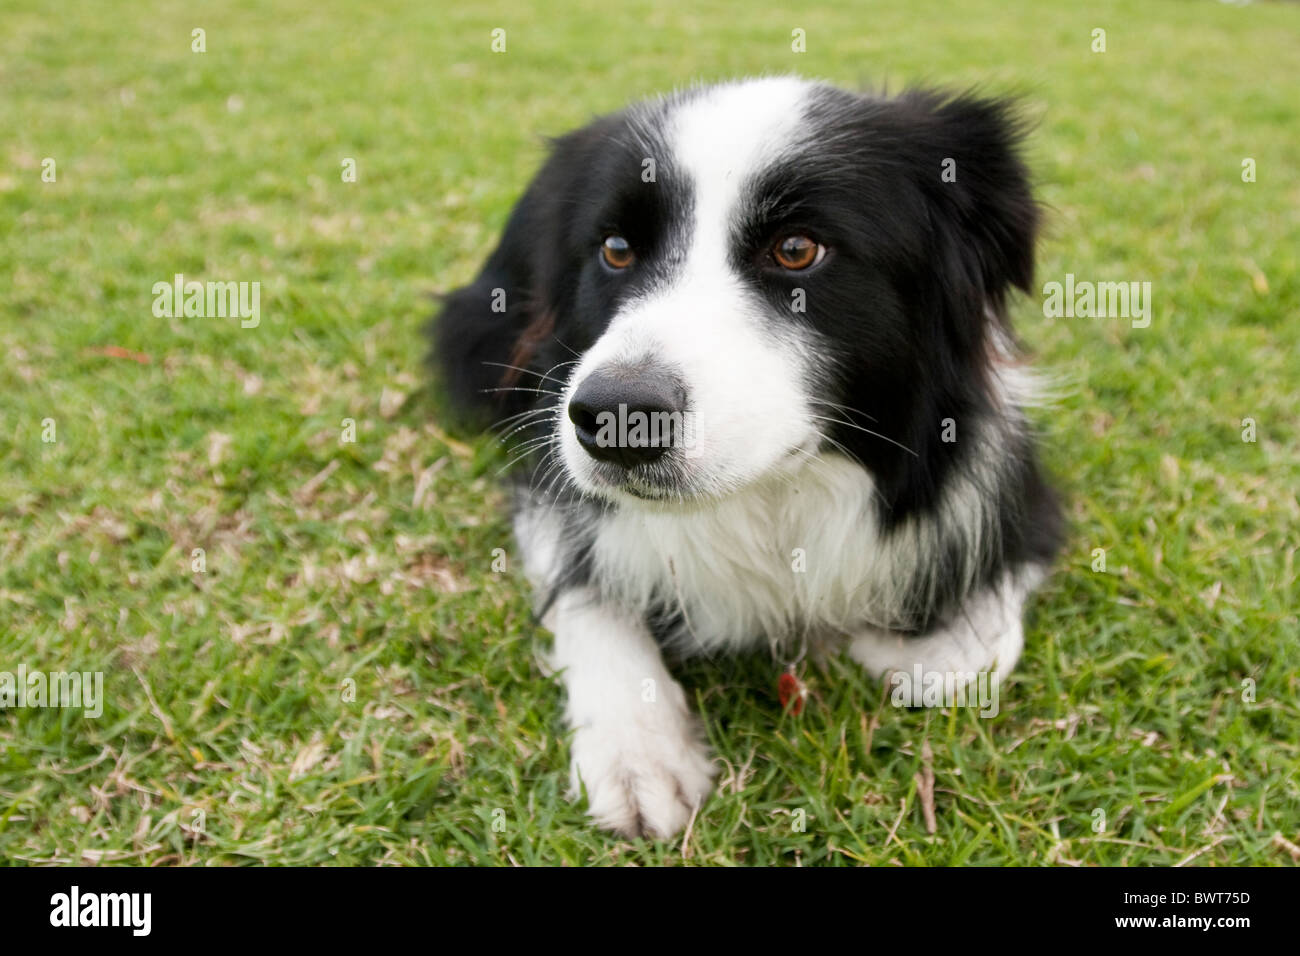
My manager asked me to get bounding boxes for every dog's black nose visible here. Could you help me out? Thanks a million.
[568,369,684,468]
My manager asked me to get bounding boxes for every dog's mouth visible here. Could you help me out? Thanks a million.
[622,483,672,501]
[581,458,688,503]
[568,437,821,508]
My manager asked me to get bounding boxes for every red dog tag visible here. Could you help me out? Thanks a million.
[778,670,807,715]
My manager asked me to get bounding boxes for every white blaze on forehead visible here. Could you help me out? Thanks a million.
[667,77,815,266]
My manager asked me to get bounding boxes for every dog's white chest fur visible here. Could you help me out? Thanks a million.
[588,455,893,653]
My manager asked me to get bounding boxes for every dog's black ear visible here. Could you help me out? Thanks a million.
[430,114,627,427]
[429,177,553,427]
[901,90,1039,316]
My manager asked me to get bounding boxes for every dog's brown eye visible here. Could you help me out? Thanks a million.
[772,235,823,271]
[601,235,634,269]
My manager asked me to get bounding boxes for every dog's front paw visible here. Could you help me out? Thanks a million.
[570,715,715,840]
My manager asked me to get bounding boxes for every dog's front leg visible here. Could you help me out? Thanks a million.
[543,587,715,839]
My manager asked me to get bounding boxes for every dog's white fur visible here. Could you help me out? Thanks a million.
[540,587,715,839]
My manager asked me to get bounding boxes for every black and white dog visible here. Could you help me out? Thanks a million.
[434,77,1062,839]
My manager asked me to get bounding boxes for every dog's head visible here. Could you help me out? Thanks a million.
[456,78,1039,511]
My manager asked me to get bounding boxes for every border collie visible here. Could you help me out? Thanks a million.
[433,77,1062,839]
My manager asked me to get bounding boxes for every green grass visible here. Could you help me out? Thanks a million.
[1,0,1297,866]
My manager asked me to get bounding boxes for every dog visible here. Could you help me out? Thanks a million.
[433,77,1062,839]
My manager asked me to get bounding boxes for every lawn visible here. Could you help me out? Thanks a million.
[1,0,1296,866]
